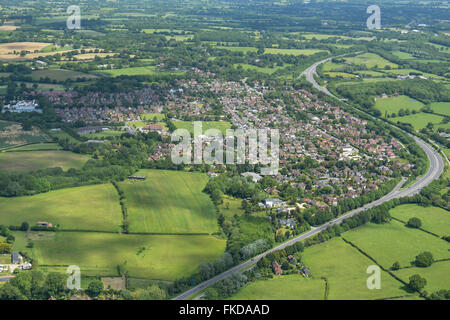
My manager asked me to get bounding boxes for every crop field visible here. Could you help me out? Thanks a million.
[302,238,407,299]
[393,261,450,293]
[0,42,50,60]
[229,275,325,300]
[0,121,49,149]
[14,231,226,280]
[375,95,424,116]
[0,184,123,232]
[344,53,398,69]
[0,150,89,172]
[173,120,232,135]
[31,69,96,81]
[429,102,450,116]
[390,204,450,237]
[343,220,450,268]
[119,170,218,234]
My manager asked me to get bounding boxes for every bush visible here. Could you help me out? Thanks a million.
[415,251,434,267]
[407,217,422,228]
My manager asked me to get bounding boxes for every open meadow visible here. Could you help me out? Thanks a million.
[13,231,226,280]
[393,261,450,293]
[0,184,123,232]
[343,220,450,269]
[390,204,450,237]
[375,95,424,117]
[0,121,49,149]
[229,275,325,300]
[0,150,89,172]
[119,170,218,234]
[301,237,407,300]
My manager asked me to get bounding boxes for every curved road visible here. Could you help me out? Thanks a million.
[173,56,445,300]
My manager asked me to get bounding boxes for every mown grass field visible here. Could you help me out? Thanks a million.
[229,275,325,300]
[140,113,165,121]
[345,53,398,69]
[429,102,450,116]
[31,69,95,81]
[343,221,450,268]
[5,143,62,152]
[99,66,183,77]
[390,204,450,237]
[376,95,424,117]
[0,150,89,172]
[0,184,123,232]
[14,231,226,280]
[393,261,450,293]
[301,238,407,300]
[173,120,232,135]
[395,113,448,131]
[264,48,326,56]
[84,131,124,139]
[119,170,218,234]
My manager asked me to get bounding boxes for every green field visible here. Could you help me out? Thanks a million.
[343,221,450,268]
[345,53,398,69]
[390,204,450,237]
[84,131,124,139]
[0,184,122,232]
[395,113,448,131]
[376,95,424,117]
[119,170,218,234]
[302,238,407,299]
[393,261,450,293]
[31,69,95,81]
[429,102,450,116]
[5,143,62,152]
[14,231,225,280]
[215,46,257,53]
[0,150,89,172]
[229,275,325,300]
[141,113,165,121]
[264,48,326,56]
[173,121,232,135]
[99,66,183,77]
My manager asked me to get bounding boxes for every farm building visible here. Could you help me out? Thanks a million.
[11,252,22,264]
[128,175,147,180]
[37,221,53,228]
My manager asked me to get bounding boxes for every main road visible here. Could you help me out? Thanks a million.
[173,55,445,300]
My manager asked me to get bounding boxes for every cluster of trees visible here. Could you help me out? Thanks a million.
[204,273,248,300]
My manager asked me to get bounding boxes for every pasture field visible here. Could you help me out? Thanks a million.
[344,53,398,69]
[302,238,407,299]
[0,150,89,172]
[390,204,450,237]
[119,170,218,234]
[0,184,123,232]
[376,95,424,116]
[140,113,165,121]
[214,46,257,53]
[395,113,449,131]
[218,196,245,218]
[5,143,62,152]
[429,102,450,116]
[14,231,225,280]
[84,131,124,139]
[31,69,95,81]
[324,72,357,78]
[173,120,232,135]
[393,261,450,293]
[391,51,415,60]
[229,275,325,300]
[343,221,450,268]
[99,66,183,77]
[0,121,49,149]
[235,63,291,74]
[264,48,326,56]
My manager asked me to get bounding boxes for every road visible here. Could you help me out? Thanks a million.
[173,55,445,300]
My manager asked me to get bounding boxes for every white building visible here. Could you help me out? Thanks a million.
[2,100,42,113]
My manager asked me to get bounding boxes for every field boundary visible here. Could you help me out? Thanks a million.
[391,217,443,239]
